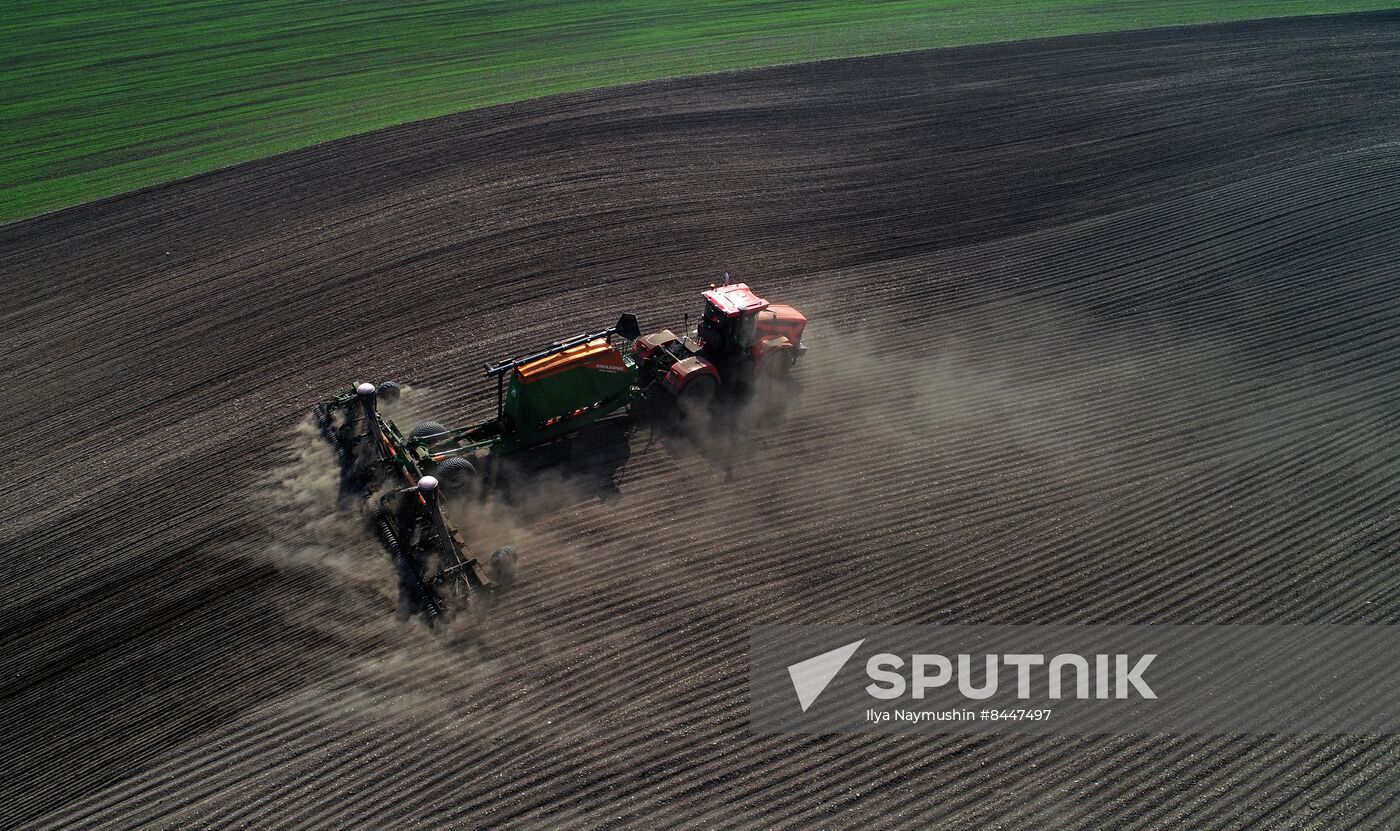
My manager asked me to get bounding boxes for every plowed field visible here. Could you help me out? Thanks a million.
[3,12,1399,829]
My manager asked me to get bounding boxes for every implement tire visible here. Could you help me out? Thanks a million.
[409,421,447,443]
[376,380,402,403]
[490,546,519,588]
[436,457,476,495]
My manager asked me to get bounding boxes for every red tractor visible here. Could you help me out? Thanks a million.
[633,282,808,402]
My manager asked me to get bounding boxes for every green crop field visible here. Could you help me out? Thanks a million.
[2,0,1393,224]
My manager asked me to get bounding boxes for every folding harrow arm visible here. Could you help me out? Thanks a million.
[313,382,493,621]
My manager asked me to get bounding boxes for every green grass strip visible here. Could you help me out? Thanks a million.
[2,1,1394,223]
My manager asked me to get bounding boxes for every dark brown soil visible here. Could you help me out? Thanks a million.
[3,11,1399,829]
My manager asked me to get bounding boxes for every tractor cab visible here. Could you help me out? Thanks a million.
[698,283,769,361]
[631,280,808,398]
[697,282,807,367]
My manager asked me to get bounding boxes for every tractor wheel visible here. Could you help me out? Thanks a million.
[679,374,719,405]
[676,375,718,431]
[376,380,402,403]
[490,545,519,588]
[435,457,476,495]
[761,350,795,379]
[409,421,447,442]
